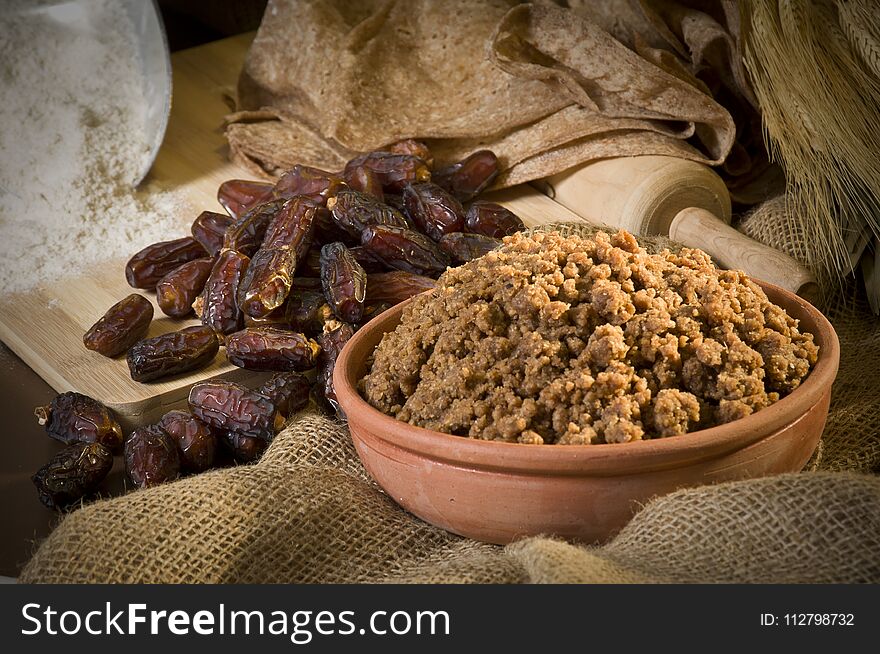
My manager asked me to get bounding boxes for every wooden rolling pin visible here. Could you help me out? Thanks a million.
[536,156,818,302]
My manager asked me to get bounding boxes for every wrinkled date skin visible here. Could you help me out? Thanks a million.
[317,323,355,415]
[35,391,124,453]
[343,152,430,192]
[464,201,525,238]
[124,425,181,489]
[201,250,250,335]
[433,150,499,202]
[365,271,437,305]
[217,179,274,221]
[327,189,409,239]
[225,327,320,372]
[320,242,367,323]
[257,372,311,418]
[359,225,450,277]
[125,237,207,289]
[243,305,290,329]
[343,165,384,201]
[188,380,284,439]
[387,139,434,168]
[32,442,113,510]
[191,210,236,256]
[312,205,359,246]
[220,431,267,464]
[300,246,385,276]
[83,294,154,357]
[223,198,288,256]
[127,325,220,382]
[402,182,464,241]
[156,257,214,318]
[438,232,502,264]
[239,197,318,318]
[273,165,344,205]
[157,410,217,473]
[285,290,332,335]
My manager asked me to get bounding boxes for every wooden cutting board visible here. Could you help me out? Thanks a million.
[0,33,587,430]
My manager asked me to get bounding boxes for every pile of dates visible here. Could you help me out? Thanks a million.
[37,142,524,508]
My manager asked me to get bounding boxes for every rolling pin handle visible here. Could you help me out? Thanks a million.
[669,208,820,304]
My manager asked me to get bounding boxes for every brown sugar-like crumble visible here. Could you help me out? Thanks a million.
[362,230,819,444]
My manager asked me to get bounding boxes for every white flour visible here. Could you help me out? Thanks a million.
[0,0,189,295]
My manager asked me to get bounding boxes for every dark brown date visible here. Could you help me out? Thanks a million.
[191,210,236,256]
[243,305,290,329]
[222,198,287,256]
[343,165,384,201]
[285,290,332,335]
[83,294,154,357]
[365,271,437,305]
[127,325,220,382]
[320,242,367,323]
[313,205,359,246]
[438,232,502,264]
[359,225,450,277]
[125,237,207,289]
[217,179,274,220]
[32,442,113,510]
[326,188,409,238]
[310,383,335,417]
[433,150,499,202]
[225,327,320,372]
[317,323,355,416]
[343,152,430,192]
[157,410,217,473]
[301,246,384,275]
[387,139,433,168]
[35,392,123,453]
[402,182,464,241]
[464,201,525,238]
[156,258,214,318]
[261,196,319,253]
[125,425,180,489]
[358,302,393,327]
[201,250,250,335]
[188,380,284,439]
[273,165,344,205]
[220,431,267,463]
[257,373,310,418]
[291,276,323,292]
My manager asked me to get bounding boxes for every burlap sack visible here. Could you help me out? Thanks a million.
[20,211,880,584]
[226,0,777,202]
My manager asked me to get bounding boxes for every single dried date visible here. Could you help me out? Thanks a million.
[157,410,217,473]
[365,271,436,305]
[438,232,502,264]
[343,152,430,192]
[35,391,123,453]
[225,327,320,372]
[387,139,433,168]
[257,373,311,418]
[191,210,236,256]
[200,250,250,335]
[125,237,207,289]
[188,380,284,439]
[156,257,214,318]
[327,189,409,238]
[217,179,274,220]
[320,242,367,323]
[317,323,355,416]
[220,431,267,464]
[285,290,332,335]
[273,165,344,205]
[433,150,499,202]
[125,425,181,489]
[83,294,154,357]
[343,164,384,201]
[223,198,287,256]
[359,225,450,277]
[464,201,524,238]
[402,182,464,241]
[32,442,113,510]
[127,325,220,382]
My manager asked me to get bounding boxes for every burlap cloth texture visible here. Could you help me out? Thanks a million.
[19,0,880,582]
[20,215,880,584]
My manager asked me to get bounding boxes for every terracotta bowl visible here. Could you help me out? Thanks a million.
[334,282,840,545]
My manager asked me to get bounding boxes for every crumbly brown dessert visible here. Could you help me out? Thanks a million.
[362,230,819,444]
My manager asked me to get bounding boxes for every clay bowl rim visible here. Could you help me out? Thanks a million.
[335,280,839,477]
